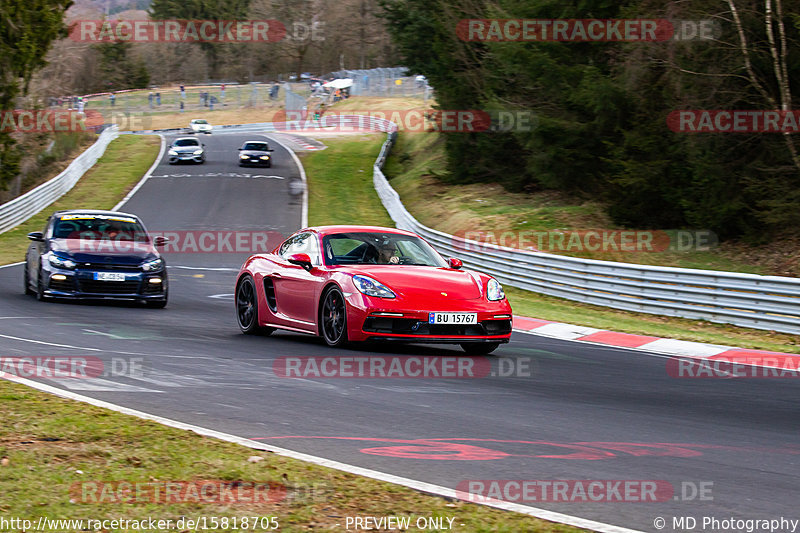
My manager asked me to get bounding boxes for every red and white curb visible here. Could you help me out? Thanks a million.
[513,316,800,372]
[272,132,324,151]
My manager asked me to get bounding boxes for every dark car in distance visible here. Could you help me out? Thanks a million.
[238,140,273,167]
[24,210,169,307]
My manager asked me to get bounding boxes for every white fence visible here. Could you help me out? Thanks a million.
[0,126,120,234]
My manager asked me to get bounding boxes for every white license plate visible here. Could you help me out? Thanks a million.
[94,272,126,281]
[428,312,477,325]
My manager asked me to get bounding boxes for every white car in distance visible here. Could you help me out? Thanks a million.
[189,119,213,134]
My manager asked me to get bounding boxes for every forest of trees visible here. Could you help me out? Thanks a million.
[30,0,397,95]
[382,0,800,240]
[4,0,800,241]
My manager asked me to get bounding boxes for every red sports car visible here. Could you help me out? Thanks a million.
[234,226,513,354]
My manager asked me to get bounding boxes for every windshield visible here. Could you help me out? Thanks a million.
[53,215,149,241]
[192,120,208,124]
[322,232,447,267]
[243,142,268,151]
[174,139,199,147]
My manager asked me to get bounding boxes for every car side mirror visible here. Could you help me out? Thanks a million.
[238,147,243,150]
[448,257,463,269]
[288,253,313,270]
[153,236,170,247]
[27,232,44,242]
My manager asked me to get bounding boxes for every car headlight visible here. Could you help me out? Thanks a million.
[48,253,76,270]
[193,149,203,155]
[141,258,164,272]
[260,155,270,160]
[168,149,178,155]
[239,154,249,159]
[487,278,505,301]
[352,275,396,299]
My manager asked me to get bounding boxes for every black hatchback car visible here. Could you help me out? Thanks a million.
[24,210,169,307]
[238,140,274,167]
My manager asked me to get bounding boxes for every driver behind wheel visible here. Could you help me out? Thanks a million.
[378,243,400,264]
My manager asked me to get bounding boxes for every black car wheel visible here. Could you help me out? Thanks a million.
[461,342,500,355]
[145,289,168,308]
[320,286,348,346]
[23,264,34,295]
[236,275,273,335]
[35,267,48,302]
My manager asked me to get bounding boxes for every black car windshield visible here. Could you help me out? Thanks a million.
[173,139,199,147]
[322,232,447,267]
[243,142,268,151]
[53,215,149,241]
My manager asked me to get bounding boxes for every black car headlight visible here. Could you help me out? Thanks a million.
[352,275,396,299]
[487,278,505,301]
[239,154,250,159]
[48,253,76,270]
[260,155,270,160]
[141,258,164,272]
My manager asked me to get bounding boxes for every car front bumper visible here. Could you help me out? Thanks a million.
[344,292,513,344]
[43,268,167,301]
[169,153,204,163]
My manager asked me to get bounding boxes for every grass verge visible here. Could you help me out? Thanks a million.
[0,135,161,266]
[0,379,585,532]
[299,126,800,354]
[300,135,394,227]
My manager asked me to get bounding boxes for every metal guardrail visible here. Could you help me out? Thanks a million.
[0,126,120,234]
[369,123,800,335]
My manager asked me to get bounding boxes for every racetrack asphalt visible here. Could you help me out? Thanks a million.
[1,131,798,532]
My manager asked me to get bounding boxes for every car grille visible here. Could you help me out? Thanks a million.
[78,280,142,294]
[79,262,141,271]
[363,318,512,336]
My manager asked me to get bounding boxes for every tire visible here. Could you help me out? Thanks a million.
[320,286,348,347]
[146,290,168,308]
[236,275,273,335]
[23,264,34,296]
[461,342,500,356]
[35,267,48,302]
